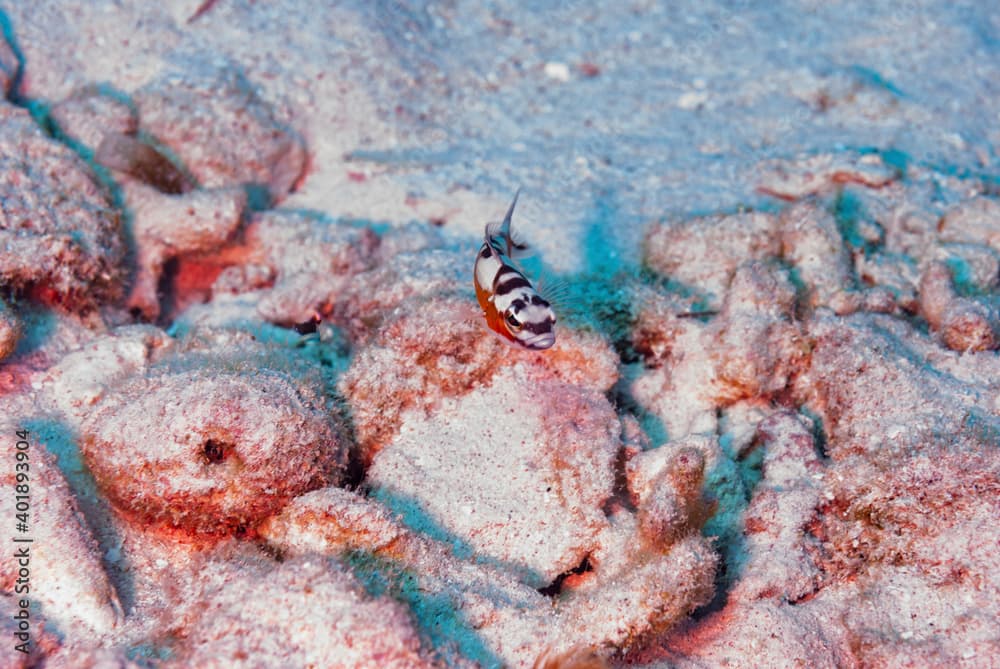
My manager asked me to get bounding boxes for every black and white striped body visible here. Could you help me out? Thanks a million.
[473,193,556,350]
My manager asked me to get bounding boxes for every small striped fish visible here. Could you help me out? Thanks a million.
[473,191,557,350]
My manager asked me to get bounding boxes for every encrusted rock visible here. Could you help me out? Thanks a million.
[240,210,380,326]
[78,331,348,536]
[168,556,433,668]
[261,486,717,667]
[48,87,138,154]
[0,432,123,637]
[708,261,806,403]
[0,102,124,305]
[734,411,823,602]
[642,211,780,310]
[779,201,856,312]
[133,64,307,204]
[367,366,620,588]
[118,180,246,320]
[937,195,1000,252]
[340,297,619,463]
[919,261,999,352]
[42,324,172,423]
[0,297,21,360]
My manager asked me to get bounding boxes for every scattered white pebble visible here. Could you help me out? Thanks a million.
[678,90,709,110]
[544,62,571,82]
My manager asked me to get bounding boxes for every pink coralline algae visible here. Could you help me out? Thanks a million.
[76,330,349,536]
[0,102,124,306]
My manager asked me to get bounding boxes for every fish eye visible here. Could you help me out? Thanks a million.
[505,312,522,331]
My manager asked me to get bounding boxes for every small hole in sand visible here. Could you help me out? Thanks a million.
[201,438,232,464]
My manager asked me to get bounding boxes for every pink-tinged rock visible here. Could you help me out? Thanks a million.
[77,331,348,536]
[48,88,138,154]
[937,195,1000,252]
[652,599,849,669]
[42,325,173,422]
[340,297,619,463]
[627,314,720,440]
[0,102,124,306]
[167,556,434,669]
[334,247,466,343]
[779,201,856,312]
[260,487,556,667]
[733,411,823,603]
[118,180,246,320]
[562,517,717,649]
[261,485,717,667]
[642,211,781,310]
[708,261,806,404]
[919,261,998,352]
[239,210,379,326]
[367,366,619,588]
[133,64,307,204]
[797,313,993,456]
[0,431,123,638]
[757,152,897,201]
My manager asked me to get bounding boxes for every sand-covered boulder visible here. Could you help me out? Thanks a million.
[261,485,716,667]
[0,429,122,638]
[0,102,124,306]
[133,63,307,204]
[642,211,780,310]
[168,556,433,668]
[118,181,247,319]
[340,297,619,463]
[367,367,620,587]
[76,330,348,536]
[239,209,380,325]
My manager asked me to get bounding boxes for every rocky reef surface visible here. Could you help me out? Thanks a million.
[0,1,998,667]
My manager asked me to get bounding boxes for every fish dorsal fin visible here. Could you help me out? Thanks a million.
[499,188,521,257]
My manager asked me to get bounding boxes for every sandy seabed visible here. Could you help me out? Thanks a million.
[0,1,998,667]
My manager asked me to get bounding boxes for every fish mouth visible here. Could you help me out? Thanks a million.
[522,331,556,350]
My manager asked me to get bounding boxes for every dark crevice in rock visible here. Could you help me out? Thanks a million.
[155,256,181,326]
[537,554,593,598]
